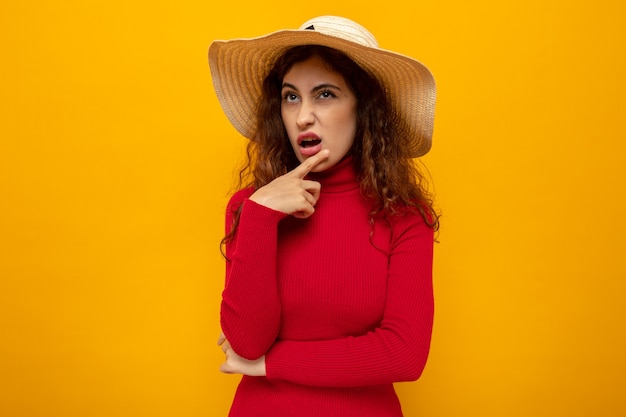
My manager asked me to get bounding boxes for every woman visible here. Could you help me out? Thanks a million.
[209,15,438,417]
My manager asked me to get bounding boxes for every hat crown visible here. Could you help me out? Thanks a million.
[298,16,379,49]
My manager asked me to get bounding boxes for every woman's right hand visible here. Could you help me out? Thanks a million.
[249,150,330,219]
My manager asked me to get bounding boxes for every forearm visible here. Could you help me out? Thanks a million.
[266,309,433,387]
[221,197,287,359]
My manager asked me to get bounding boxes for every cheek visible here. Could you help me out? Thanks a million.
[334,109,357,148]
[281,109,297,139]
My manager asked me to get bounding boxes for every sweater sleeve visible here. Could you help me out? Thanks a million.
[221,189,287,360]
[265,214,434,387]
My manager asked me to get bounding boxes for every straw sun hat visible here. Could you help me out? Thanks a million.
[208,15,436,157]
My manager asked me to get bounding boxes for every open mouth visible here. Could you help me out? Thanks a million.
[300,138,322,148]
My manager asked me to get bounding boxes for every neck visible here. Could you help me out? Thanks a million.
[308,155,359,194]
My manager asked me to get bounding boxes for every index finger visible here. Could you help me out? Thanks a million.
[289,150,330,178]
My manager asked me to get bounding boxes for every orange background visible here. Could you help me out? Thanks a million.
[1,1,625,416]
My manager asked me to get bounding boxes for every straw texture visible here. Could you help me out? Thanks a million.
[209,16,436,157]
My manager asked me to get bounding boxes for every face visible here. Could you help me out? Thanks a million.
[281,55,357,172]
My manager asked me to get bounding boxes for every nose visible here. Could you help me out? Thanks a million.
[296,99,314,129]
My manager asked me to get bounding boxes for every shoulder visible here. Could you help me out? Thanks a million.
[226,187,255,210]
[386,206,434,242]
[224,187,256,220]
[387,208,429,227]
[370,208,433,258]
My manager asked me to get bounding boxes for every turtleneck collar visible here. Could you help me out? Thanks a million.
[307,155,360,194]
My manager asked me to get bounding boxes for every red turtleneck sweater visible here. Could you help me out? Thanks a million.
[221,157,434,417]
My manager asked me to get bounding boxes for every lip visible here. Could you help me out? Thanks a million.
[297,133,323,157]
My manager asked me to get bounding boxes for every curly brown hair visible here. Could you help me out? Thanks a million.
[224,45,439,246]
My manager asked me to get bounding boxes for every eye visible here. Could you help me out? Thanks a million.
[282,91,300,103]
[318,90,337,99]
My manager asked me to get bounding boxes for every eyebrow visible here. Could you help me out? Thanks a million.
[281,82,342,93]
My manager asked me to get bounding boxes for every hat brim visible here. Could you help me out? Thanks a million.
[209,30,436,157]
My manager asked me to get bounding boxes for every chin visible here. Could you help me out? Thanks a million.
[313,158,338,172]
